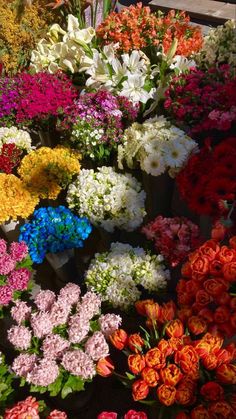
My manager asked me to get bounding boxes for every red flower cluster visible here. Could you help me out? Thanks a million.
[97,410,147,418]
[96,4,202,56]
[142,215,201,267]
[164,65,236,139]
[0,143,22,174]
[177,137,236,217]
[3,396,67,419]
[110,300,236,417]
[177,236,236,338]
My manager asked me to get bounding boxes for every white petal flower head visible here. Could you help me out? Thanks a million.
[162,140,186,168]
[141,153,166,176]
[67,14,80,33]
[121,75,151,103]
[170,55,196,73]
[122,50,148,73]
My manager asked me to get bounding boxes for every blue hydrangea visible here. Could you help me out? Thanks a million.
[19,206,92,263]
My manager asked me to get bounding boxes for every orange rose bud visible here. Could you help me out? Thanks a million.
[128,354,145,375]
[141,367,159,387]
[165,319,184,338]
[177,307,193,323]
[174,346,199,374]
[145,348,165,370]
[208,401,234,418]
[214,305,231,324]
[209,259,223,276]
[145,302,160,320]
[229,236,236,250]
[96,357,114,377]
[223,261,236,282]
[110,329,128,350]
[160,364,183,387]
[200,381,224,401]
[132,379,149,401]
[218,245,235,263]
[195,290,212,306]
[211,222,227,241]
[216,363,236,384]
[191,255,209,280]
[187,316,207,335]
[135,299,154,316]
[128,333,144,353]
[190,405,210,419]
[157,384,176,406]
[203,278,228,297]
[175,385,195,406]
[198,308,214,323]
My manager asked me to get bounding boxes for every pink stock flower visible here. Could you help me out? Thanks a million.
[8,325,32,350]
[4,396,40,419]
[62,349,96,379]
[27,358,59,387]
[7,268,31,290]
[0,285,13,305]
[9,241,28,262]
[0,254,15,275]
[47,410,68,419]
[42,334,70,360]
[11,300,32,324]
[85,331,110,361]
[78,291,101,320]
[98,313,122,338]
[31,311,53,338]
[34,289,56,311]
[12,353,38,377]
[68,313,90,344]
[50,300,71,327]
[59,282,81,305]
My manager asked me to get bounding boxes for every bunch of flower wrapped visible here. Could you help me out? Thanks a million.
[0,127,33,174]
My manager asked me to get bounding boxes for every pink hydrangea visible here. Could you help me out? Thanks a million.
[0,285,13,305]
[42,334,70,360]
[27,358,59,387]
[59,282,81,305]
[98,314,122,338]
[62,349,96,379]
[68,314,90,344]
[31,311,53,338]
[0,254,15,275]
[8,325,32,350]
[34,289,56,311]
[85,331,109,361]
[4,396,40,419]
[9,241,28,262]
[78,292,101,320]
[12,353,37,377]
[0,239,7,256]
[47,410,68,419]
[7,268,31,290]
[50,300,71,327]
[11,300,32,324]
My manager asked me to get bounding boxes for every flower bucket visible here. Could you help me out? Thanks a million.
[46,249,77,284]
[142,172,175,220]
[1,220,21,242]
[38,130,58,147]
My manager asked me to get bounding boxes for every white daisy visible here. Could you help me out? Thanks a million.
[162,141,186,168]
[141,153,165,176]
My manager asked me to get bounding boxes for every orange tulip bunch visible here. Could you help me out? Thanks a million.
[177,236,236,338]
[109,299,236,417]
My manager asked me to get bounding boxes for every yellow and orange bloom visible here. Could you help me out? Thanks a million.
[110,329,128,350]
[145,302,160,321]
[141,367,159,387]
[160,364,183,387]
[135,299,154,316]
[165,319,184,339]
[128,354,146,375]
[187,316,207,336]
[190,405,210,419]
[145,348,165,370]
[174,346,199,374]
[96,357,115,377]
[132,379,149,401]
[157,384,176,406]
[200,381,224,401]
[208,401,235,418]
[128,334,144,353]
[216,363,236,384]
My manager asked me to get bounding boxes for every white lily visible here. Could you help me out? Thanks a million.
[67,14,80,33]
[170,55,196,73]
[121,74,152,103]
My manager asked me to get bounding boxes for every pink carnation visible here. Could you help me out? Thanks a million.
[0,239,7,256]
[78,291,101,320]
[9,241,28,262]
[68,313,90,344]
[47,410,68,419]
[12,353,37,378]
[4,396,40,419]
[34,289,56,311]
[7,268,31,290]
[59,282,81,305]
[27,358,59,387]
[50,300,71,327]
[11,300,32,324]
[8,325,32,350]
[0,285,13,306]
[124,410,148,419]
[97,413,117,419]
[0,254,15,275]
[31,311,53,338]
[85,331,109,361]
[42,334,70,360]
[98,314,122,338]
[62,349,96,379]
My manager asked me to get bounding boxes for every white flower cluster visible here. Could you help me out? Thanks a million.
[66,166,146,232]
[85,242,169,310]
[196,20,236,69]
[0,126,33,152]
[118,116,198,177]
[30,15,95,74]
[85,46,156,104]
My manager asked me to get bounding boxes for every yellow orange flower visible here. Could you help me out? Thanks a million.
[157,384,176,406]
[141,367,159,387]
[160,364,183,387]
[165,319,184,338]
[128,354,145,375]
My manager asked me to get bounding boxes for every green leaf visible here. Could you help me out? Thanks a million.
[30,385,47,394]
[125,372,135,380]
[61,375,85,398]
[48,374,63,397]
[61,385,73,399]
[90,320,100,332]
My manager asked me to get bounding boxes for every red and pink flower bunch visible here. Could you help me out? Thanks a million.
[142,215,201,267]
[0,72,77,129]
[0,239,33,309]
[109,299,236,417]
[177,137,236,217]
[3,396,67,419]
[164,65,236,140]
[97,410,147,419]
[177,236,236,338]
[0,143,22,174]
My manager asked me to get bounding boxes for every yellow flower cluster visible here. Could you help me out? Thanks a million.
[18,146,81,200]
[0,174,39,224]
[0,0,54,74]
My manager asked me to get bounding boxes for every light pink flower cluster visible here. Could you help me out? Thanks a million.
[47,410,68,419]
[0,239,32,306]
[142,215,201,267]
[8,284,121,390]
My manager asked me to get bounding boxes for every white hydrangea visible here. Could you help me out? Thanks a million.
[0,127,33,152]
[85,242,169,310]
[66,166,146,232]
[118,116,198,177]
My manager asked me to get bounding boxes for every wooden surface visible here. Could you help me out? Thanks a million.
[150,0,236,24]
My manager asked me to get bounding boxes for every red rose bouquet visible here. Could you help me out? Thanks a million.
[109,300,236,418]
[142,215,201,267]
[177,236,236,338]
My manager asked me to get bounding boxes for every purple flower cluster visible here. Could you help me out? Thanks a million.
[9,283,121,389]
[0,239,32,307]
[0,72,77,129]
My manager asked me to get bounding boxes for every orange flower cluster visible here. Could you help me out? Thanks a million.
[177,236,236,338]
[110,300,236,417]
[96,4,202,57]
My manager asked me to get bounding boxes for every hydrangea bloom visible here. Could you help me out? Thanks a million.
[11,300,32,324]
[61,349,96,380]
[8,325,32,350]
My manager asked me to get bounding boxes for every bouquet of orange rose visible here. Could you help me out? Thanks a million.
[109,299,236,418]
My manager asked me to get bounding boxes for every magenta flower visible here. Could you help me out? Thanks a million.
[9,241,28,262]
[0,254,15,275]
[7,268,31,290]
[0,285,13,306]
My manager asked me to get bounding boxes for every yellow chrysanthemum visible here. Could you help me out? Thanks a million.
[18,146,81,200]
[0,174,39,223]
